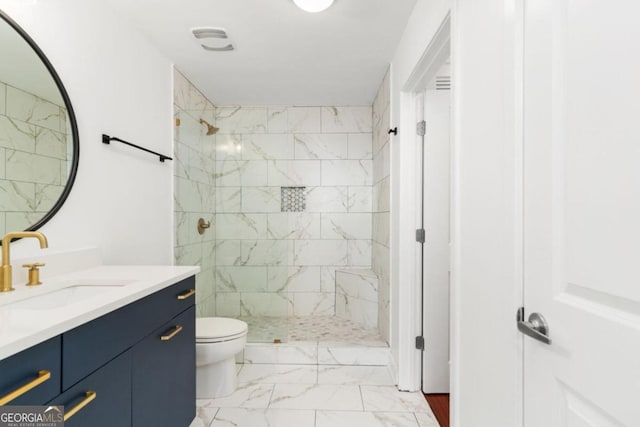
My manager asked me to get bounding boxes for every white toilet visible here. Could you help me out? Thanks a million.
[195,317,248,398]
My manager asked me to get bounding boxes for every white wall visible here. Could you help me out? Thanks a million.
[0,0,174,264]
[450,1,522,425]
[388,0,451,388]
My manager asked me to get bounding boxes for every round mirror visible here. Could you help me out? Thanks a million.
[0,11,79,237]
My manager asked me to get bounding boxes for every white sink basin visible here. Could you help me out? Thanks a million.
[10,285,123,310]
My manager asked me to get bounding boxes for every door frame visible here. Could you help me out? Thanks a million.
[395,14,451,392]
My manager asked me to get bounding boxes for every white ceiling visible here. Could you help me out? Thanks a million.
[103,0,417,106]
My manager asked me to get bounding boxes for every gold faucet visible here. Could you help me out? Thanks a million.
[1,232,49,293]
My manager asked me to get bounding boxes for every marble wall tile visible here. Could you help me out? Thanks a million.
[348,240,372,267]
[215,134,242,161]
[215,266,268,292]
[0,116,36,152]
[373,142,390,181]
[175,242,203,267]
[215,240,242,266]
[242,187,281,213]
[288,107,321,133]
[34,184,64,214]
[216,107,268,134]
[322,160,372,186]
[175,176,202,212]
[336,293,378,328]
[321,213,372,240]
[267,160,320,186]
[241,161,269,186]
[293,240,348,266]
[5,150,60,185]
[216,292,241,317]
[320,267,337,293]
[0,83,5,115]
[173,141,189,180]
[240,240,294,266]
[347,133,373,160]
[216,213,267,240]
[35,128,67,160]
[0,180,34,211]
[373,212,390,247]
[347,186,373,212]
[321,106,372,133]
[243,342,318,364]
[293,133,348,160]
[174,70,211,112]
[267,266,321,293]
[243,134,293,160]
[211,408,316,427]
[267,213,321,240]
[196,293,216,318]
[6,87,63,132]
[240,292,291,316]
[305,186,348,213]
[317,345,389,366]
[290,292,335,316]
[216,187,242,213]
[6,212,40,232]
[336,270,378,302]
[373,176,390,212]
[267,107,288,133]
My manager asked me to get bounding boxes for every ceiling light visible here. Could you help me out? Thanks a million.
[293,0,334,13]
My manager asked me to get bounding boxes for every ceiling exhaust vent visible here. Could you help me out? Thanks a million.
[191,27,235,52]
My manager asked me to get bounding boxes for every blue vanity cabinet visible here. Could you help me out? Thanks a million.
[132,306,195,427]
[47,350,132,427]
[0,337,61,406]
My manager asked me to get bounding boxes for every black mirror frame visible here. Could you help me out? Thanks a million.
[0,9,80,236]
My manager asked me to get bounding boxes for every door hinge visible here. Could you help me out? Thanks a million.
[416,120,426,136]
[416,228,425,243]
[415,336,425,351]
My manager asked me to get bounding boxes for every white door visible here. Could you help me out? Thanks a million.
[422,86,451,393]
[523,0,640,425]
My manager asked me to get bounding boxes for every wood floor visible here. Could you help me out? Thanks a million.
[424,394,449,427]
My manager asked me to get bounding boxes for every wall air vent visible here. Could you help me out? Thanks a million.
[191,27,236,52]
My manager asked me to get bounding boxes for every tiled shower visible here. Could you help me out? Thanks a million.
[174,69,390,344]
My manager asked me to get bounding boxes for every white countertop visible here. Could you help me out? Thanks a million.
[0,264,199,360]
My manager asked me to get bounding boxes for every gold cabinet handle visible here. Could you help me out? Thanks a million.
[160,325,183,341]
[177,289,195,300]
[0,370,51,406]
[64,390,96,421]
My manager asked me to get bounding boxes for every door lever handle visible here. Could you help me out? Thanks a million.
[517,307,552,345]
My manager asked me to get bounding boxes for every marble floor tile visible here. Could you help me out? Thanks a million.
[198,383,275,409]
[317,344,389,365]
[317,365,394,385]
[415,411,441,427]
[316,411,421,427]
[238,364,318,384]
[210,408,315,427]
[269,384,363,411]
[189,407,219,427]
[360,386,433,413]
[244,342,318,364]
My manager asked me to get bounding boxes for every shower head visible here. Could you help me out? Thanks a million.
[199,118,219,135]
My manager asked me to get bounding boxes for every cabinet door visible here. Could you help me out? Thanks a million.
[48,350,131,427]
[132,307,195,427]
[0,337,61,405]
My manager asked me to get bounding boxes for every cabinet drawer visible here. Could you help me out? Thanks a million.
[132,307,195,427]
[48,350,131,427]
[0,336,61,405]
[62,276,195,389]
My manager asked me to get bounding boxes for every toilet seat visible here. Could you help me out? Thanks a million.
[196,317,248,343]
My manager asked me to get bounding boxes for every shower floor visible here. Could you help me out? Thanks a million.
[239,315,385,344]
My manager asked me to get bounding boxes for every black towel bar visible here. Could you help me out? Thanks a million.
[102,134,172,162]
